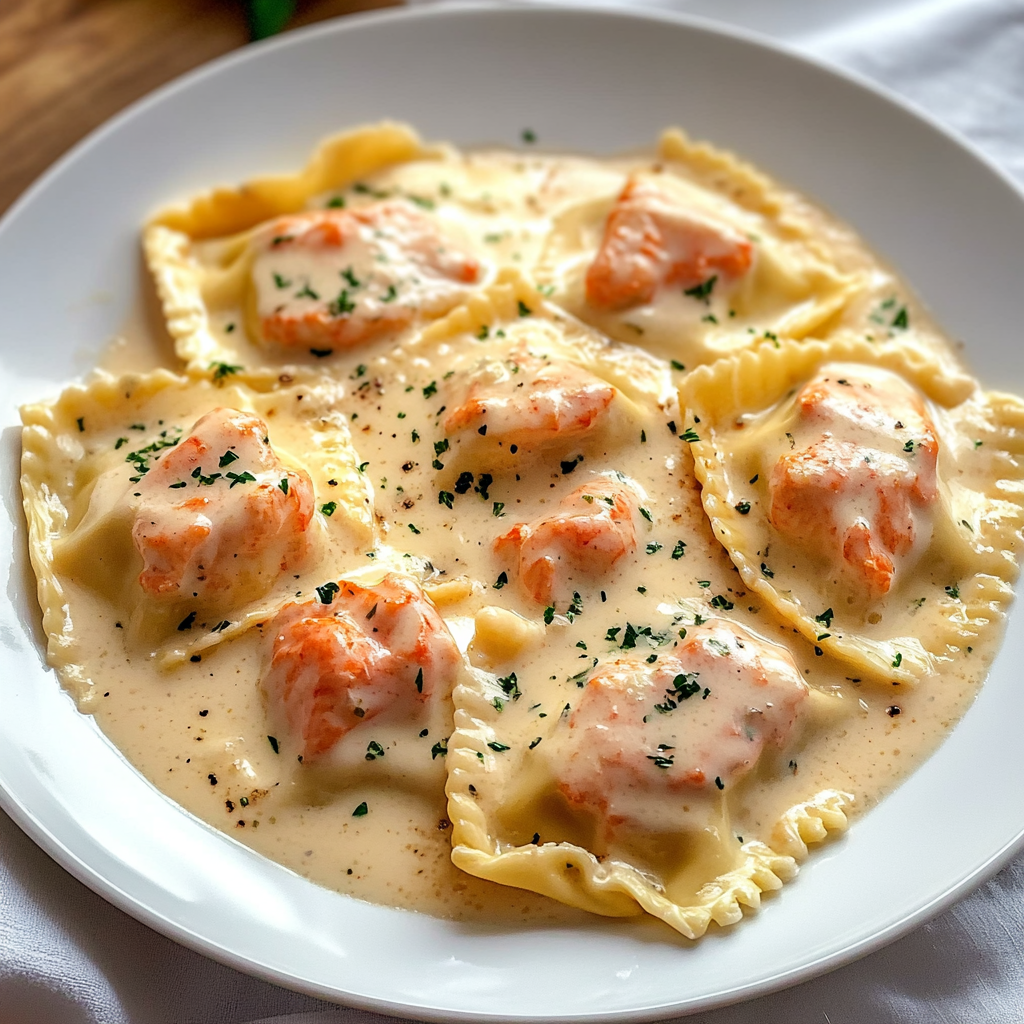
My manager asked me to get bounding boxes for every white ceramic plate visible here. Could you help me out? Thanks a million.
[3,5,1024,1019]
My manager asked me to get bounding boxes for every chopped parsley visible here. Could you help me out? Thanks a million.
[497,672,521,701]
[352,802,369,817]
[654,671,701,713]
[671,540,687,559]
[683,275,717,302]
[680,427,701,443]
[475,473,493,499]
[328,289,356,317]
[315,581,341,605]
[647,752,675,769]
[353,182,389,198]
[190,467,221,486]
[320,501,337,517]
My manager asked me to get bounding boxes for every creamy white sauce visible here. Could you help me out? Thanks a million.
[47,144,1001,924]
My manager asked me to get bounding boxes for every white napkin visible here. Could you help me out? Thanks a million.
[3,3,1023,1022]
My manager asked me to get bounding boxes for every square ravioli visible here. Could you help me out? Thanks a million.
[446,615,853,939]
[533,128,874,367]
[145,122,493,373]
[21,368,372,694]
[679,333,1024,685]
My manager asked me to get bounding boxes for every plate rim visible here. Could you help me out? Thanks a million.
[3,4,1024,1019]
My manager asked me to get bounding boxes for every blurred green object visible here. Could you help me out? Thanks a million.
[248,0,296,40]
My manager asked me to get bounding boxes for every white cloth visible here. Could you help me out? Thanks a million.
[4,3,1024,1022]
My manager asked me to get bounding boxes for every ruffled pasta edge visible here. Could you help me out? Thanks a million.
[679,333,1023,684]
[446,674,854,939]
[149,122,428,240]
[21,368,375,679]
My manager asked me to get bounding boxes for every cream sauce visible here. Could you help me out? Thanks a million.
[53,143,1000,924]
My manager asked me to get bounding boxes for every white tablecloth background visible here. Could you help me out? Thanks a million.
[4,2,1024,1021]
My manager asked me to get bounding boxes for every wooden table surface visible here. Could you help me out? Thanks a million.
[0,0,400,217]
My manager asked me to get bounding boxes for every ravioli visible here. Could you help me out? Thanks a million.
[534,129,864,367]
[447,617,853,938]
[21,368,371,696]
[679,334,1024,685]
[20,123,1024,935]
[145,122,493,372]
